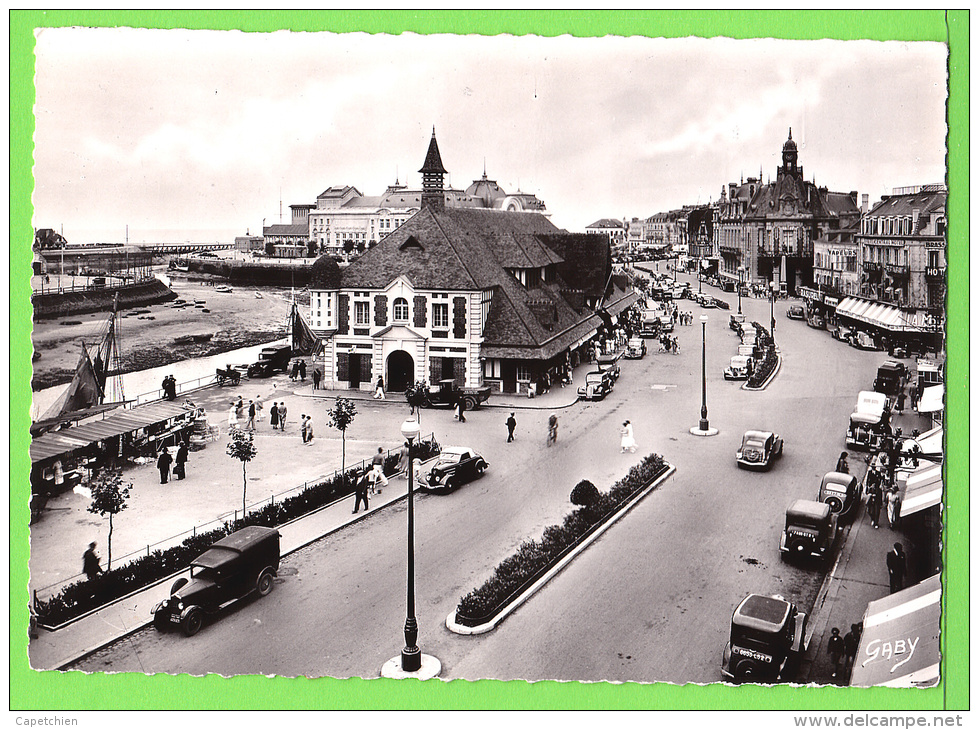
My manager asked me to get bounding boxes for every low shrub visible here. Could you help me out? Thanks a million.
[455,453,668,627]
[35,437,440,627]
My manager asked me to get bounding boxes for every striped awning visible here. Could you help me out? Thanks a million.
[850,574,941,688]
[898,463,943,518]
[835,297,913,331]
[917,384,944,413]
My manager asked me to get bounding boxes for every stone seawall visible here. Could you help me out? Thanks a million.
[31,278,177,319]
[184,259,312,287]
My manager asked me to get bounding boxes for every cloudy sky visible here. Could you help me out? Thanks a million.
[31,28,947,244]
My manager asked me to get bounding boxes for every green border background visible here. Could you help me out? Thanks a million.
[10,10,968,711]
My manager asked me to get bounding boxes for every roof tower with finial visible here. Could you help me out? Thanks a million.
[419,126,447,211]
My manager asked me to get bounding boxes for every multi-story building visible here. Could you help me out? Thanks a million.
[812,227,861,297]
[308,131,637,395]
[585,219,627,249]
[716,129,860,295]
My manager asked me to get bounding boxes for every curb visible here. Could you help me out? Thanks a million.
[444,463,677,635]
[292,386,582,412]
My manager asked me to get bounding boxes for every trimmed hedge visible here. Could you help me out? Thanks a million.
[746,322,777,388]
[455,453,668,627]
[35,437,440,627]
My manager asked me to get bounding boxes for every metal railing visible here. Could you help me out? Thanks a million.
[130,374,219,407]
[33,433,436,600]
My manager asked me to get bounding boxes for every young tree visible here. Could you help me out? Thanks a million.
[404,381,428,423]
[227,429,258,521]
[86,470,132,570]
[327,397,358,476]
[307,239,318,258]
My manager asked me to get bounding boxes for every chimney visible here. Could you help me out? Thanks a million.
[861,194,869,214]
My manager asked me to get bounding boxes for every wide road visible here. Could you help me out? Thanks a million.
[69,272,888,683]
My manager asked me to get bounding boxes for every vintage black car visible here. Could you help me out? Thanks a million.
[424,446,489,492]
[729,313,746,334]
[577,371,612,400]
[736,430,784,470]
[786,304,806,320]
[818,471,861,518]
[420,379,492,411]
[873,360,908,396]
[152,526,280,636]
[247,345,293,378]
[624,337,647,360]
[721,594,809,683]
[596,353,621,383]
[779,499,838,561]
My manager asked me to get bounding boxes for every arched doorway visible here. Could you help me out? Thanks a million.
[386,350,414,392]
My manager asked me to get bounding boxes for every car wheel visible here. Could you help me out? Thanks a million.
[778,442,784,456]
[256,568,275,597]
[464,396,477,411]
[734,660,759,683]
[153,610,171,633]
[182,607,203,637]
[475,462,485,477]
[826,497,843,513]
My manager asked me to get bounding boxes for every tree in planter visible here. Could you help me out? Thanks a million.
[86,470,132,570]
[227,429,258,521]
[327,397,358,477]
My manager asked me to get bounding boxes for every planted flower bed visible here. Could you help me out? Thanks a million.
[35,438,440,628]
[454,453,669,628]
[746,322,778,388]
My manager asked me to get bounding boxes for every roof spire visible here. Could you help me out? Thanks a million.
[788,126,792,140]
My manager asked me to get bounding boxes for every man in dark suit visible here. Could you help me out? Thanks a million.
[886,543,907,593]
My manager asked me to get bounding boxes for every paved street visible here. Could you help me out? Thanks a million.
[61,272,931,682]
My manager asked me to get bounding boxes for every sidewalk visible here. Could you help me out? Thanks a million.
[29,471,417,671]
[801,408,934,686]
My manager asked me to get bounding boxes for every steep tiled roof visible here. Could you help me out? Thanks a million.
[538,233,612,298]
[264,224,308,235]
[868,190,946,224]
[586,218,624,229]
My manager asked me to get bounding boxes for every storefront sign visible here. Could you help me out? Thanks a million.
[861,635,920,674]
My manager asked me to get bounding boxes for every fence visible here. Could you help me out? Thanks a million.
[130,374,219,406]
[33,433,437,600]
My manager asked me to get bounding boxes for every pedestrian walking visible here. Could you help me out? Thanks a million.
[235,396,245,423]
[300,415,309,443]
[827,627,845,679]
[843,624,861,677]
[299,360,307,381]
[866,482,882,528]
[620,420,637,453]
[245,400,257,431]
[352,472,370,514]
[255,398,264,424]
[312,368,322,390]
[269,401,279,430]
[373,376,385,400]
[412,458,424,487]
[174,442,188,480]
[290,360,300,381]
[886,543,907,594]
[305,415,314,444]
[278,402,288,431]
[547,413,558,447]
[455,396,466,423]
[836,451,849,474]
[885,487,900,528]
[370,447,389,494]
[83,542,102,580]
[157,446,173,484]
[228,401,239,432]
[896,388,907,414]
[506,412,517,443]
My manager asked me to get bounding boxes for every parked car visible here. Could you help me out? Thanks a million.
[420,379,492,411]
[729,313,746,333]
[736,430,784,470]
[721,593,809,683]
[850,331,880,351]
[596,353,621,383]
[713,298,731,310]
[832,326,855,343]
[700,296,718,309]
[152,526,281,636]
[873,360,908,396]
[779,499,838,561]
[624,337,647,359]
[846,391,889,450]
[424,446,488,492]
[786,305,805,320]
[818,471,861,518]
[247,345,293,378]
[658,315,675,333]
[578,371,612,400]
[807,314,827,330]
[724,355,752,381]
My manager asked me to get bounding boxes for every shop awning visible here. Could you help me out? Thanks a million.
[850,574,941,688]
[898,463,943,517]
[917,384,944,413]
[835,297,914,332]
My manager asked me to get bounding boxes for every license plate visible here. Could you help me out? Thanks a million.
[169,614,181,624]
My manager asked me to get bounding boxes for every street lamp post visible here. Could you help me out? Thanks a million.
[381,418,441,678]
[737,265,745,315]
[770,281,777,349]
[699,314,710,432]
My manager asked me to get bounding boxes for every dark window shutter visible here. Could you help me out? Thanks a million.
[453,358,465,386]
[453,296,467,339]
[413,295,427,328]
[337,352,349,380]
[337,294,349,335]
[429,357,441,384]
[363,356,372,381]
[375,295,388,326]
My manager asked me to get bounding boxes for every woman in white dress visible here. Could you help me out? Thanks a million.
[620,420,637,453]
[228,402,239,432]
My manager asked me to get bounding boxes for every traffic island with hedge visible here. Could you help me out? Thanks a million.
[449,453,672,633]
[746,322,780,389]
[34,438,440,629]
